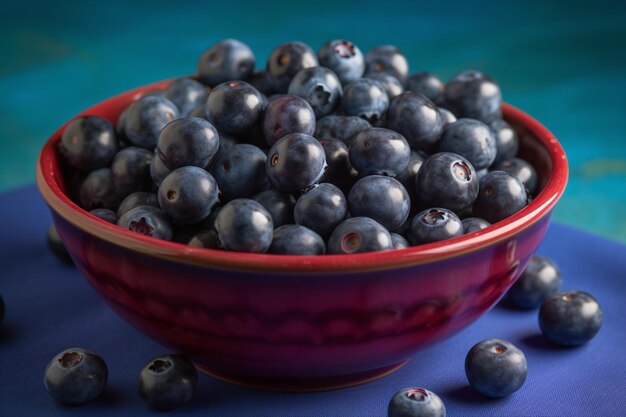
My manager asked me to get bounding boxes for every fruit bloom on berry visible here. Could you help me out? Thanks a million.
[388,387,446,417]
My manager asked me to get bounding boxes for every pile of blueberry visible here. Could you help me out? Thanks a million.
[59,38,537,255]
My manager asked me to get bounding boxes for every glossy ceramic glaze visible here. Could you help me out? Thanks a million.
[36,79,568,391]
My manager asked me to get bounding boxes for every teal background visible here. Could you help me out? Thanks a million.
[1,0,625,242]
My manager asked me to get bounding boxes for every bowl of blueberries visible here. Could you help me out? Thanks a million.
[36,38,568,391]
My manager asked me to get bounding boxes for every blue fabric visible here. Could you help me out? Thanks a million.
[1,185,625,416]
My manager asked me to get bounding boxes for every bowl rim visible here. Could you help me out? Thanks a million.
[36,79,568,273]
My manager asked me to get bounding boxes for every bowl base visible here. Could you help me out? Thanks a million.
[195,359,410,392]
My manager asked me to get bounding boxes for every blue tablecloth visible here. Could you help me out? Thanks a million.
[1,185,625,416]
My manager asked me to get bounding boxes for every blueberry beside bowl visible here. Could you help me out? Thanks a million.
[36,78,567,391]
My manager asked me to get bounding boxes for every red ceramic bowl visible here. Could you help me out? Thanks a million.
[36,79,568,391]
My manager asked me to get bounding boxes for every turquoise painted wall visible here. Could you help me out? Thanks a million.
[1,0,625,241]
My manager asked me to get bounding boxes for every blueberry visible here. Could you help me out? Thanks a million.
[123,95,179,149]
[348,175,410,231]
[415,152,479,214]
[188,103,209,120]
[341,78,389,125]
[365,72,404,99]
[407,208,463,245]
[396,150,425,208]
[327,217,393,254]
[465,339,527,398]
[163,77,209,116]
[59,116,118,172]
[188,229,221,249]
[111,146,153,198]
[318,39,365,85]
[197,38,255,87]
[247,70,275,96]
[491,157,538,197]
[269,224,326,255]
[318,137,356,190]
[288,66,343,118]
[149,152,171,187]
[158,166,220,225]
[266,133,327,194]
[266,41,318,93]
[438,107,457,126]
[314,115,371,144]
[253,188,296,227]
[438,118,497,171]
[388,387,446,417]
[489,119,519,164]
[387,92,444,153]
[507,255,562,309]
[539,291,603,346]
[262,95,316,145]
[364,45,409,84]
[44,348,108,405]
[139,354,198,411]
[406,72,445,104]
[294,183,348,238]
[117,191,160,217]
[206,81,263,135]
[79,168,122,211]
[390,232,409,250]
[444,70,502,123]
[461,217,491,234]
[473,170,527,223]
[156,117,220,171]
[47,224,73,264]
[349,127,410,176]
[89,208,119,224]
[210,143,270,201]
[215,198,273,252]
[117,205,174,240]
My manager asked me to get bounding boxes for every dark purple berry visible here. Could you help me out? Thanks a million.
[117,205,174,241]
[318,39,365,85]
[44,348,108,405]
[158,166,220,225]
[465,339,527,398]
[123,95,179,149]
[265,133,326,194]
[407,208,463,245]
[539,291,603,346]
[163,77,209,116]
[269,224,326,255]
[364,45,409,84]
[327,217,393,254]
[508,255,562,309]
[139,354,198,411]
[157,117,219,170]
[288,66,343,118]
[388,387,446,417]
[59,116,118,172]
[473,171,527,223]
[262,95,316,145]
[444,70,502,123]
[197,38,255,87]
[206,81,263,135]
[215,198,273,253]
[387,92,444,153]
